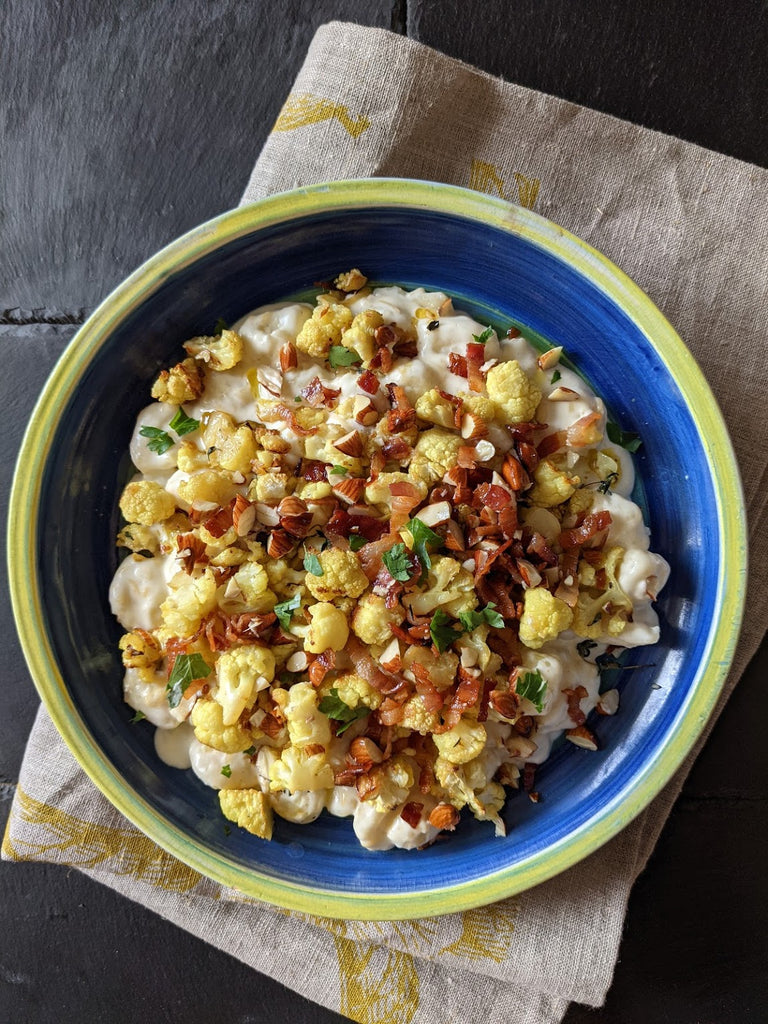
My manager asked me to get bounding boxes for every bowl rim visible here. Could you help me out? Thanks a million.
[8,178,747,920]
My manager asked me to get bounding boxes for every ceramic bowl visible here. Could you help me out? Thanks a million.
[8,180,746,919]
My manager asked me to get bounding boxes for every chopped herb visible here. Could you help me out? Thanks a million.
[472,326,494,345]
[130,710,146,724]
[318,687,370,735]
[550,369,562,384]
[405,517,443,578]
[427,320,439,331]
[294,395,302,403]
[139,425,174,455]
[515,669,547,713]
[577,639,598,659]
[606,422,642,453]
[221,764,232,778]
[597,472,619,494]
[303,551,323,576]
[329,465,348,476]
[214,317,228,335]
[430,608,462,653]
[243,746,257,757]
[349,535,366,551]
[328,345,362,368]
[274,591,301,631]
[382,543,412,582]
[166,652,211,709]
[458,602,505,631]
[169,407,200,436]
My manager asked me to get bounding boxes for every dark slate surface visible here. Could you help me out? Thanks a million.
[2,2,766,1022]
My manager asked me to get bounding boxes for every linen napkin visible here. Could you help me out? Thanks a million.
[5,22,768,1024]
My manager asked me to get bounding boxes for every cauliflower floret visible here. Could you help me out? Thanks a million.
[414,389,458,429]
[572,546,633,639]
[116,523,160,554]
[294,480,332,501]
[160,568,218,637]
[339,309,384,365]
[518,587,573,649]
[402,647,459,690]
[408,429,464,486]
[402,555,477,617]
[275,682,332,748]
[119,480,176,525]
[249,472,294,504]
[183,328,244,371]
[454,624,497,674]
[151,357,205,404]
[364,472,428,509]
[434,757,506,834]
[231,561,274,609]
[191,698,255,753]
[304,548,368,601]
[268,745,334,793]
[528,459,580,508]
[320,671,382,710]
[567,487,595,519]
[175,440,208,473]
[433,719,487,765]
[334,267,368,292]
[295,301,354,358]
[352,593,403,646]
[212,425,258,475]
[459,393,496,422]
[177,469,239,510]
[399,695,441,735]
[218,788,273,839]
[369,755,415,813]
[485,360,541,424]
[214,645,276,725]
[305,602,349,653]
[118,629,162,669]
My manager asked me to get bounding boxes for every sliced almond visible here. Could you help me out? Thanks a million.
[353,395,378,426]
[378,637,401,667]
[537,346,563,371]
[566,725,598,750]
[279,342,298,371]
[286,651,308,672]
[415,501,451,527]
[232,494,256,536]
[474,439,496,462]
[547,386,581,402]
[332,477,366,504]
[266,528,295,558]
[428,803,460,830]
[489,689,520,720]
[252,502,281,527]
[596,689,620,716]
[437,297,454,317]
[349,737,384,770]
[460,411,489,440]
[333,429,364,458]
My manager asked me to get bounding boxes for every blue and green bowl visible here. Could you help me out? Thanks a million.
[8,180,746,919]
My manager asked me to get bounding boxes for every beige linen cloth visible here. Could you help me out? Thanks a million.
[5,22,768,1024]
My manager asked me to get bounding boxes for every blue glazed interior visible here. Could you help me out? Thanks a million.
[37,205,719,896]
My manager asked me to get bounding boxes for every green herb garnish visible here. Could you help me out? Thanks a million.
[329,465,348,476]
[405,517,443,577]
[382,543,412,582]
[430,608,462,653]
[550,369,562,384]
[328,345,362,368]
[318,687,370,735]
[303,551,323,576]
[459,602,505,631]
[214,317,228,335]
[606,422,642,453]
[274,591,301,631]
[515,669,547,713]
[349,535,366,552]
[472,326,494,345]
[220,764,232,778]
[130,710,146,724]
[169,407,200,436]
[166,652,211,709]
[243,746,257,757]
[294,395,302,403]
[139,425,174,455]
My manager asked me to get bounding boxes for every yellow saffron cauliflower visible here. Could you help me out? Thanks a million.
[183,328,244,371]
[518,587,574,649]
[320,672,382,711]
[191,698,255,754]
[160,568,218,637]
[339,309,383,365]
[269,745,334,793]
[402,555,477,616]
[433,719,487,765]
[214,645,275,725]
[364,472,428,509]
[408,428,464,485]
[274,682,332,748]
[218,789,273,840]
[351,593,403,646]
[304,602,349,653]
[119,630,162,669]
[151,357,205,404]
[119,480,177,525]
[528,459,580,508]
[369,756,415,813]
[572,546,633,639]
[414,389,458,429]
[304,548,368,601]
[485,360,541,423]
[295,301,354,358]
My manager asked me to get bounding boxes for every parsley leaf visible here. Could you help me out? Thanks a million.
[214,317,228,335]
[328,345,362,368]
[515,669,547,713]
[130,710,146,724]
[318,687,370,735]
[139,425,174,455]
[550,369,562,384]
[606,422,642,453]
[274,591,301,631]
[430,609,462,653]
[458,602,505,631]
[303,551,323,576]
[294,395,302,403]
[243,745,257,757]
[577,639,598,659]
[382,543,412,582]
[472,326,494,345]
[329,465,348,476]
[169,407,200,436]
[349,535,366,551]
[405,517,443,577]
[166,652,211,709]
[221,764,232,778]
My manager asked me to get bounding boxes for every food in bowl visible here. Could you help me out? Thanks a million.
[110,269,670,851]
